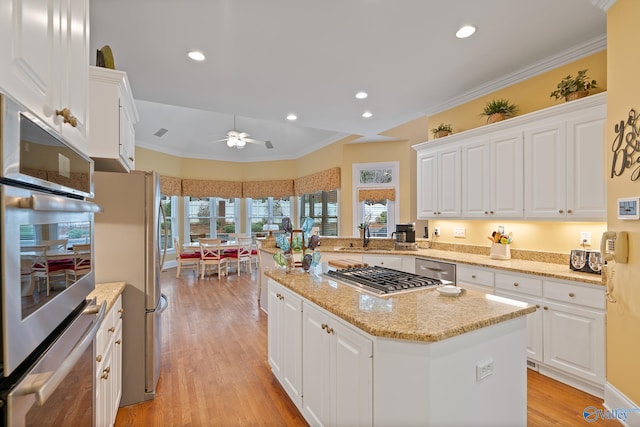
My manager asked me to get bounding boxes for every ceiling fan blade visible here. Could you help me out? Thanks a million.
[212,137,229,143]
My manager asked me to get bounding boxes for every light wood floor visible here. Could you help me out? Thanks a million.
[115,268,618,427]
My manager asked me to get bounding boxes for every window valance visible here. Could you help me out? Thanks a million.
[358,188,395,202]
[294,167,341,195]
[160,175,182,196]
[181,179,243,198]
[242,180,294,199]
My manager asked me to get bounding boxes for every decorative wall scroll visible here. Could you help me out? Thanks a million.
[611,108,640,181]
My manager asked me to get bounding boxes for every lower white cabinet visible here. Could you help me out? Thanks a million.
[456,264,494,294]
[95,295,123,427]
[302,302,372,427]
[267,280,303,409]
[362,255,402,271]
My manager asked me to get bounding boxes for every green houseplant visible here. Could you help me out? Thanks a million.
[431,123,453,138]
[550,69,598,102]
[481,99,518,123]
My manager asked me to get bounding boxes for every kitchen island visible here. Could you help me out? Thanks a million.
[265,267,535,427]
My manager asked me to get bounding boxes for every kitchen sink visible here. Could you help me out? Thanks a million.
[334,247,392,252]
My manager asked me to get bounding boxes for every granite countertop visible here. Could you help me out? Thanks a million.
[266,269,535,343]
[88,282,126,313]
[261,246,604,286]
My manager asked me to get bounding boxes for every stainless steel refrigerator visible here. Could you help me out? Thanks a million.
[92,170,168,406]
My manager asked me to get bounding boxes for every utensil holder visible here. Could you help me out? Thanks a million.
[490,243,511,260]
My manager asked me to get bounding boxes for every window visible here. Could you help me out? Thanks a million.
[185,197,239,241]
[248,197,291,236]
[299,190,338,236]
[160,195,176,251]
[353,162,399,238]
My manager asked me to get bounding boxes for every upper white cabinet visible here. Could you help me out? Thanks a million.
[414,92,606,221]
[0,0,90,155]
[416,144,461,219]
[462,130,523,218]
[89,66,139,172]
[524,104,606,220]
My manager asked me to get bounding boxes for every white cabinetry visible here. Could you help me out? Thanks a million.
[0,0,90,154]
[89,66,139,172]
[524,103,606,220]
[416,145,461,218]
[302,302,372,427]
[462,131,523,218]
[95,295,124,427]
[362,254,402,271]
[493,270,605,397]
[267,280,303,409]
[457,264,494,294]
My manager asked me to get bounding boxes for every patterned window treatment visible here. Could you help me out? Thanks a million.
[181,179,243,198]
[159,175,182,196]
[358,188,395,202]
[242,180,294,199]
[294,167,341,195]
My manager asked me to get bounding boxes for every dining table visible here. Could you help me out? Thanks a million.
[182,240,238,253]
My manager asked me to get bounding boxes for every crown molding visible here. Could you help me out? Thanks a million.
[424,35,607,116]
[591,0,616,12]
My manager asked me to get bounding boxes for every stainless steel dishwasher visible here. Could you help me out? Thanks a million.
[415,257,456,284]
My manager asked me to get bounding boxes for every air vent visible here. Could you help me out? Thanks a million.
[526,360,538,370]
[153,128,168,137]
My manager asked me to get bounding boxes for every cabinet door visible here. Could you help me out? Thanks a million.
[417,151,438,218]
[491,132,523,217]
[362,255,402,270]
[334,322,373,427]
[267,282,284,380]
[524,121,567,218]
[119,97,136,170]
[438,146,461,217]
[281,288,303,409]
[566,106,606,220]
[462,138,491,218]
[543,301,605,385]
[494,290,543,363]
[302,303,332,427]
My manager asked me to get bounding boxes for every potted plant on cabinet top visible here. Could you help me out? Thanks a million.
[431,123,453,138]
[481,99,518,124]
[550,69,598,102]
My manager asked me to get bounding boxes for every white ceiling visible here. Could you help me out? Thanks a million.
[89,0,607,163]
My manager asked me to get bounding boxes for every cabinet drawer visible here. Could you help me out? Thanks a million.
[457,265,494,288]
[362,255,402,270]
[495,273,542,297]
[543,281,604,310]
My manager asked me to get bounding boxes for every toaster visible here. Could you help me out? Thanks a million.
[570,249,604,274]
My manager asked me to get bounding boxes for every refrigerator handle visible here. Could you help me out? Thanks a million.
[159,203,168,271]
[159,294,168,314]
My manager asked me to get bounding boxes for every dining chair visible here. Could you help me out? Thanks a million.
[251,239,262,272]
[30,245,72,296]
[65,243,91,286]
[225,237,253,276]
[199,238,229,279]
[175,237,200,278]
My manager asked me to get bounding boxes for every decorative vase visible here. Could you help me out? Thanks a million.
[359,229,365,240]
[565,90,589,102]
[435,130,450,138]
[487,113,506,124]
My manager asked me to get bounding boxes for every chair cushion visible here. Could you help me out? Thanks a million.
[180,252,200,259]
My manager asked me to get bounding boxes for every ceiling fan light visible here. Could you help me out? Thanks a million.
[227,136,239,147]
[236,139,246,148]
[456,25,476,39]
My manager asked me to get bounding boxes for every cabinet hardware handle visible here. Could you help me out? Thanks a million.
[129,157,135,162]
[321,323,326,330]
[108,326,115,333]
[96,355,102,363]
[55,108,78,127]
[559,209,564,214]
[568,292,575,297]
[115,339,121,345]
[103,366,111,374]
[543,306,549,310]
[327,327,334,335]
[535,304,540,309]
[513,282,519,287]
[118,308,124,314]
[101,369,110,380]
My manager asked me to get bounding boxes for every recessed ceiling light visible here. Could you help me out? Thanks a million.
[355,91,368,99]
[456,25,476,39]
[286,113,298,121]
[362,111,373,119]
[187,50,206,61]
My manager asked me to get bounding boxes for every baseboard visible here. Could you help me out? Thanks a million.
[163,260,177,270]
[538,365,604,398]
[604,382,640,427]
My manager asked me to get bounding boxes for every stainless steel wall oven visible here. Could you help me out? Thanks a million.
[0,93,103,426]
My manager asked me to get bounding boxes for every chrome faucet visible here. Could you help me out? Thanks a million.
[362,223,370,248]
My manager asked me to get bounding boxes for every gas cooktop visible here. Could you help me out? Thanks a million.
[325,266,444,295]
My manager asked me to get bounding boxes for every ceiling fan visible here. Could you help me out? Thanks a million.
[214,115,274,150]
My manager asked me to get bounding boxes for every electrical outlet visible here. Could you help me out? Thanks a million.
[580,231,592,246]
[476,358,494,382]
[454,227,466,238]
[434,227,440,237]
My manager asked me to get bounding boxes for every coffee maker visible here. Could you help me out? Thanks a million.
[393,223,417,250]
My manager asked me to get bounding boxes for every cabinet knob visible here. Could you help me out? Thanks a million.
[101,367,110,380]
[568,292,575,297]
[567,209,573,214]
[471,275,476,279]
[326,327,334,335]
[321,323,327,330]
[96,354,102,363]
[559,209,564,214]
[55,108,78,127]
[108,326,115,333]
[484,211,488,215]
[513,282,519,287]
[543,306,549,310]
[129,156,135,162]
[490,211,494,214]
[535,304,541,309]
[115,339,121,345]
